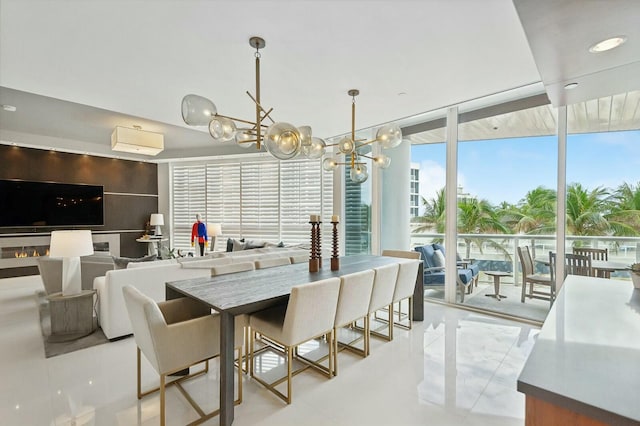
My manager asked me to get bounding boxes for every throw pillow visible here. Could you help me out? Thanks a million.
[232,239,246,251]
[433,249,446,268]
[112,254,157,269]
[244,240,266,250]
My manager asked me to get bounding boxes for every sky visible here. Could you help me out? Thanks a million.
[412,130,640,212]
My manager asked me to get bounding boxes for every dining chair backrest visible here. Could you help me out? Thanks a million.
[392,259,421,303]
[211,261,255,276]
[282,278,341,346]
[565,253,592,277]
[123,285,162,372]
[517,246,533,278]
[334,270,375,328]
[573,247,608,261]
[255,257,291,269]
[289,254,308,264]
[369,263,399,313]
[381,249,421,260]
[549,252,592,282]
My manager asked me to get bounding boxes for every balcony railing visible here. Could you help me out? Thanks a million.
[411,232,639,282]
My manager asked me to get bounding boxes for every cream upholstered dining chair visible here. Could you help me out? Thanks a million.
[391,259,421,331]
[249,277,341,404]
[332,269,375,375]
[211,261,255,276]
[382,250,421,331]
[517,246,553,305]
[289,254,308,264]
[368,263,400,342]
[122,286,244,426]
[255,257,291,269]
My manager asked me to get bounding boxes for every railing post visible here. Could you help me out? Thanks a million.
[513,236,519,286]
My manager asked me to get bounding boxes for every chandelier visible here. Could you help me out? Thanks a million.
[322,90,403,184]
[180,37,326,161]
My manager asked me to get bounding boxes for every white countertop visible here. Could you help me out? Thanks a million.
[517,275,640,425]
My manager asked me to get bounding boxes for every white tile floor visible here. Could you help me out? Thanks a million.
[0,275,540,425]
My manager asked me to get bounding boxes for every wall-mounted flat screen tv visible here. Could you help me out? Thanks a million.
[0,179,104,227]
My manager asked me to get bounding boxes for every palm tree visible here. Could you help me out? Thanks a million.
[413,188,446,235]
[606,182,640,236]
[457,197,511,259]
[565,183,611,238]
[505,187,556,257]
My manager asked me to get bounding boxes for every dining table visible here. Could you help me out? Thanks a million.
[165,254,423,426]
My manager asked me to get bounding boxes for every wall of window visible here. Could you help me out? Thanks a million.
[344,156,372,255]
[566,91,640,269]
[171,155,333,252]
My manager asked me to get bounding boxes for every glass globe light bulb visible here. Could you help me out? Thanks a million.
[264,122,301,160]
[350,164,369,184]
[298,126,312,147]
[373,154,391,169]
[181,94,217,126]
[235,129,255,148]
[303,137,326,159]
[376,124,403,149]
[322,157,339,171]
[209,117,237,141]
[338,137,355,155]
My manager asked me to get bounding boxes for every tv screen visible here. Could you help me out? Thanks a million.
[0,179,104,227]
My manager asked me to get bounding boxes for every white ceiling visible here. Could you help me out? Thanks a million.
[0,0,637,161]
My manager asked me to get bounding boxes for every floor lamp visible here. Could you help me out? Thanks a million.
[49,230,94,296]
[207,223,222,251]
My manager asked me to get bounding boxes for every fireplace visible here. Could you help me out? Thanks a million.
[0,234,119,271]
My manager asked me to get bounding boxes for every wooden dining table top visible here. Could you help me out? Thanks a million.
[166,254,410,314]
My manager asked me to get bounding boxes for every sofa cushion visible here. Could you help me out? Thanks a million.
[127,258,178,269]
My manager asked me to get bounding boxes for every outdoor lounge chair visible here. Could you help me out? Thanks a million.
[414,244,475,302]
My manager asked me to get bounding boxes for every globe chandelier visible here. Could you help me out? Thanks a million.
[322,89,403,184]
[181,37,326,161]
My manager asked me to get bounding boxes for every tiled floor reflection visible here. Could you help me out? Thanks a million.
[0,275,539,425]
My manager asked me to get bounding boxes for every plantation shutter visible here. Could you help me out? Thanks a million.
[172,164,206,250]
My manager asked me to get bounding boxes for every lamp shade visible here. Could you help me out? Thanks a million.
[150,214,164,226]
[49,230,94,258]
[207,223,222,237]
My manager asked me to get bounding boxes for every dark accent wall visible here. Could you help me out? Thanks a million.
[0,145,158,275]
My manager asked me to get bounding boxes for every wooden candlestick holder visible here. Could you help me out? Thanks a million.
[309,221,319,272]
[317,220,322,268]
[331,221,339,271]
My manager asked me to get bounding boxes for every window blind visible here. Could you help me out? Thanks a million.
[171,155,333,253]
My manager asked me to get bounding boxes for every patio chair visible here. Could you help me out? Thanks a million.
[413,244,474,302]
[573,247,609,277]
[549,252,592,283]
[432,243,480,289]
[517,246,554,305]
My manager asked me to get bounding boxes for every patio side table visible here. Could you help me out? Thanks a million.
[484,271,512,301]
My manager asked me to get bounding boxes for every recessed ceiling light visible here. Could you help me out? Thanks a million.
[589,36,627,53]
[397,92,407,96]
[564,82,579,90]
[2,104,17,112]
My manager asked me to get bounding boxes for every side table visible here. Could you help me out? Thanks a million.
[484,271,512,301]
[136,237,168,256]
[46,290,96,342]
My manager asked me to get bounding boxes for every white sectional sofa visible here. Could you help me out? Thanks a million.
[94,264,211,339]
[92,247,309,340]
